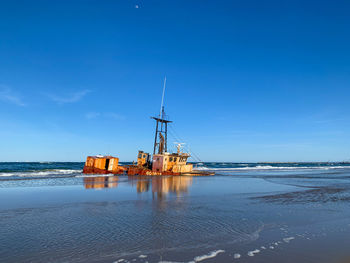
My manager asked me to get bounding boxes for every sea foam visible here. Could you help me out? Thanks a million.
[283,237,295,243]
[233,253,241,259]
[247,249,260,257]
[194,250,225,262]
[194,165,350,171]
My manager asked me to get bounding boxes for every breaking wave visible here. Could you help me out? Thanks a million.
[194,165,350,171]
[0,169,82,178]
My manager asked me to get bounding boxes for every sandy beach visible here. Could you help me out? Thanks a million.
[1,163,350,262]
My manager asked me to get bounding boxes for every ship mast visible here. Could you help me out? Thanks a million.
[160,76,166,118]
[152,77,172,155]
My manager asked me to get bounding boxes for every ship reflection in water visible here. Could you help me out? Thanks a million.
[83,175,192,198]
[84,176,119,189]
[129,176,193,198]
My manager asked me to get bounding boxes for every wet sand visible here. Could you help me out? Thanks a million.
[1,171,350,262]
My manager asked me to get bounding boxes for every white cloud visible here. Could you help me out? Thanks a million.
[48,89,91,104]
[0,85,25,106]
[85,112,101,119]
[106,112,125,120]
[85,112,125,120]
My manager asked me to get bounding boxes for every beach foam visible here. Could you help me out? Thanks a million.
[247,249,260,257]
[194,165,350,171]
[283,237,295,243]
[158,250,225,263]
[233,253,241,259]
[194,250,225,262]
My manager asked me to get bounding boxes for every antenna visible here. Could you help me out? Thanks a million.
[152,76,172,155]
[174,142,185,154]
[160,76,166,119]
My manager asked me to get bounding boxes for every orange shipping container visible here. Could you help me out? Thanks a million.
[85,156,95,167]
[107,157,120,172]
[94,158,106,170]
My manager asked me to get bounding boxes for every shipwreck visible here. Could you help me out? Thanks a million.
[83,79,213,176]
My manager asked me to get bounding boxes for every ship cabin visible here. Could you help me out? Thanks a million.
[152,152,193,173]
[137,150,150,167]
[148,107,193,174]
[83,155,126,174]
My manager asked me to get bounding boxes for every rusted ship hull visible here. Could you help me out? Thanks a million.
[83,164,214,176]
[82,166,126,175]
[83,156,126,175]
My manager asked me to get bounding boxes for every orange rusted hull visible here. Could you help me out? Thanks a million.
[83,166,111,174]
[83,155,126,175]
[82,156,213,176]
[82,166,126,175]
[126,165,180,176]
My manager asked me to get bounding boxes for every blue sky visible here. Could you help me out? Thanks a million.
[0,0,350,162]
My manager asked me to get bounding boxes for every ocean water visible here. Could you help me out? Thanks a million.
[1,162,350,263]
[1,161,350,180]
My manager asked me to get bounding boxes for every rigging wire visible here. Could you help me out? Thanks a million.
[168,129,200,161]
[168,125,210,169]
